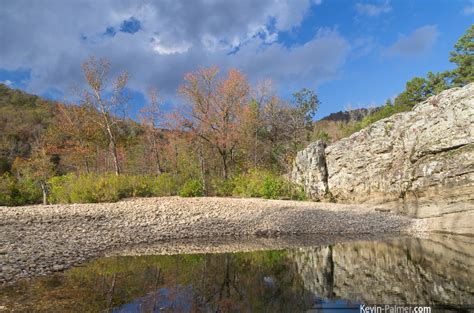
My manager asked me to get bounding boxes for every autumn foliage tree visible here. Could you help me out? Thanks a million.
[11,137,58,205]
[53,103,103,173]
[179,67,250,180]
[80,57,129,175]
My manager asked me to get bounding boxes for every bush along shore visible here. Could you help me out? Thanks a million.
[0,197,426,284]
[0,169,306,206]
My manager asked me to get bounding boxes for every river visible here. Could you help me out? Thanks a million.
[1,234,472,312]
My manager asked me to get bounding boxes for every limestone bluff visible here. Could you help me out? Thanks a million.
[292,83,474,235]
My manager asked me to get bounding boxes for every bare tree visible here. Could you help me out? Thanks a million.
[81,57,129,175]
[248,79,274,167]
[140,87,165,175]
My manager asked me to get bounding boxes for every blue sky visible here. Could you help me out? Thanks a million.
[0,0,472,119]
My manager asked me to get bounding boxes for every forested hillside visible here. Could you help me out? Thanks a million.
[0,84,56,173]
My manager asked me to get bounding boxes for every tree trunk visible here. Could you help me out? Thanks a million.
[254,128,258,168]
[198,144,206,194]
[40,181,48,205]
[221,153,228,180]
[110,139,120,175]
[174,146,179,176]
[106,273,117,313]
[152,134,162,175]
[105,120,120,175]
[84,158,90,173]
[156,157,162,175]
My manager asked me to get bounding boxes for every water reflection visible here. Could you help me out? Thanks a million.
[1,234,473,312]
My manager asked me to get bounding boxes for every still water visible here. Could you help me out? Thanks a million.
[1,234,473,312]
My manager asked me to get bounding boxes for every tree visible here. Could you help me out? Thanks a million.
[394,77,430,108]
[140,88,166,175]
[449,24,474,86]
[288,88,320,153]
[179,67,250,180]
[12,142,57,205]
[260,95,291,170]
[81,57,129,175]
[426,71,450,94]
[53,103,103,173]
[239,80,274,169]
[291,88,319,126]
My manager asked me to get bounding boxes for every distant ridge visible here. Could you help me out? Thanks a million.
[319,108,377,123]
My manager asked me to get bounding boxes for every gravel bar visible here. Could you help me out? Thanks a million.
[0,196,425,284]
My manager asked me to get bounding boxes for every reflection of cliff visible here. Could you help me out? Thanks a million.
[3,236,472,311]
[292,235,474,306]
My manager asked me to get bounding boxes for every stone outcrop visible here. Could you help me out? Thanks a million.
[292,141,329,200]
[292,83,474,234]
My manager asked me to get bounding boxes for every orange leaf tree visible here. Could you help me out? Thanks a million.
[179,67,250,180]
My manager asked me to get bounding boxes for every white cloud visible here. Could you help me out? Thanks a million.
[151,37,192,55]
[1,80,13,86]
[0,0,349,100]
[356,1,392,17]
[385,25,438,57]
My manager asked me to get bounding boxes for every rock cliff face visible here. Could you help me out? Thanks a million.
[291,141,329,200]
[292,83,474,234]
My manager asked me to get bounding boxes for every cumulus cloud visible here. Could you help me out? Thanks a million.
[356,1,392,17]
[0,0,348,101]
[385,25,438,57]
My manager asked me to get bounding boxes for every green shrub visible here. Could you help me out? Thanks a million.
[152,173,179,196]
[48,173,180,204]
[0,173,42,206]
[179,179,204,197]
[0,173,18,206]
[232,169,266,198]
[125,175,153,198]
[261,175,284,199]
[48,175,69,203]
[65,173,102,203]
[289,185,307,201]
[211,178,235,197]
[16,177,43,205]
[231,169,308,200]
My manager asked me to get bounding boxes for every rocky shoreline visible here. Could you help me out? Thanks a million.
[0,196,425,285]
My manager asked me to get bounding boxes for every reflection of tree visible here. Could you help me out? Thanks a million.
[1,250,315,312]
[205,254,245,311]
[152,266,162,312]
[105,273,116,313]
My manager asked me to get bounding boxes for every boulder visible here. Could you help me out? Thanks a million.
[292,140,328,200]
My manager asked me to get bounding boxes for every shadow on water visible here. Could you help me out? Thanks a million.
[1,234,473,312]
